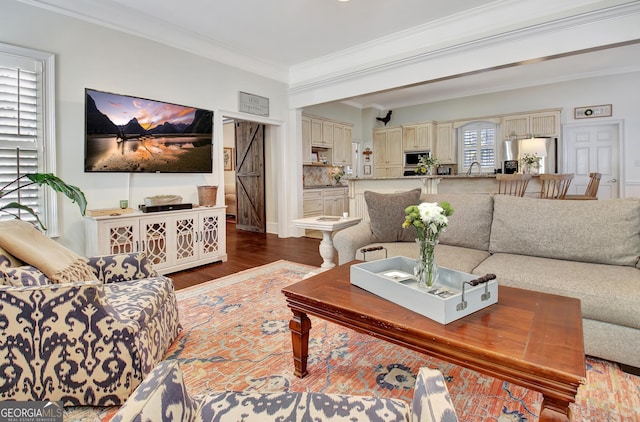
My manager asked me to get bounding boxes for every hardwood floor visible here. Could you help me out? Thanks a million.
[168,221,323,290]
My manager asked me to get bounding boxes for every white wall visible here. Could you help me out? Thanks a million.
[2,2,288,253]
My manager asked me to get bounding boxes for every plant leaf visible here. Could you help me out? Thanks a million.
[26,173,87,215]
[0,202,46,229]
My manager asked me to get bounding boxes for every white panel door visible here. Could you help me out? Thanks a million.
[565,123,619,199]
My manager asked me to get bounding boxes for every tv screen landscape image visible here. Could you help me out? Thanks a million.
[85,88,213,173]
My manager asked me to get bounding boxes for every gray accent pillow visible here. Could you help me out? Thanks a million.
[422,193,494,251]
[364,188,422,242]
[490,195,640,266]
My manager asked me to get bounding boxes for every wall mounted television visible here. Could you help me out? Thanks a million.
[84,88,213,173]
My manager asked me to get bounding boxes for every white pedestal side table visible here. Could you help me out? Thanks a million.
[292,215,362,273]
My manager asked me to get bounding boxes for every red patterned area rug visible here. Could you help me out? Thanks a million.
[66,260,639,421]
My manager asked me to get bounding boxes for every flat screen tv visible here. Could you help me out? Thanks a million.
[84,88,213,173]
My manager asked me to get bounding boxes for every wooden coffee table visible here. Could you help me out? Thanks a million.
[282,261,586,422]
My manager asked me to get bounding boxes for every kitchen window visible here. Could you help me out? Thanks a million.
[0,43,58,235]
[459,122,496,173]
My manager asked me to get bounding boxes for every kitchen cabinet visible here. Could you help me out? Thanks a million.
[303,187,348,236]
[501,110,560,139]
[332,123,352,165]
[435,122,456,163]
[303,114,352,165]
[303,187,348,217]
[85,207,227,274]
[322,121,334,147]
[303,190,323,217]
[373,127,403,177]
[403,123,434,151]
[310,118,323,146]
[301,115,313,164]
[309,116,333,148]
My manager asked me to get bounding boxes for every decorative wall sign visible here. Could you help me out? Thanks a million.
[238,91,269,117]
[574,104,612,119]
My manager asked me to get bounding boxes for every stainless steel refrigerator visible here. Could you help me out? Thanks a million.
[502,137,558,174]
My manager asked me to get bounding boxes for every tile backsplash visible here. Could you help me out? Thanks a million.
[303,165,345,187]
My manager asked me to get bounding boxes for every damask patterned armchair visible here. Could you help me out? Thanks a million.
[112,360,459,422]
[0,223,181,407]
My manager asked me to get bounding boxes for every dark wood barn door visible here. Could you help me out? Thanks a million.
[234,120,266,232]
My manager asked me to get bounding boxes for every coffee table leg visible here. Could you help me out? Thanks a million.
[540,396,571,422]
[288,310,312,378]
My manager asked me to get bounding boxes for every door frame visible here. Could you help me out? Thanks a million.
[562,119,624,198]
[220,110,286,235]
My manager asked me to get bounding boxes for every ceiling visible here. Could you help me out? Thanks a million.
[20,0,640,109]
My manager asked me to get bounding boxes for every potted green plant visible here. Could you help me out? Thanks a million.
[520,153,542,175]
[416,155,440,175]
[0,173,87,230]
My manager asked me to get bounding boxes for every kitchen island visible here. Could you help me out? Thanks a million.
[346,174,541,221]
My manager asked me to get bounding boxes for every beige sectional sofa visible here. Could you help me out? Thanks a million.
[333,192,640,369]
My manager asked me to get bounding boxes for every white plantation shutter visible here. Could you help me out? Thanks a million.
[0,43,57,234]
[460,122,496,173]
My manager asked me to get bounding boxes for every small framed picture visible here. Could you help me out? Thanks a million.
[223,147,234,171]
[311,152,318,162]
[364,165,372,175]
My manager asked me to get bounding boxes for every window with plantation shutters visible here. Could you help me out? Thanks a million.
[0,43,57,234]
[459,122,496,173]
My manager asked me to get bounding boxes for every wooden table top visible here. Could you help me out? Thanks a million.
[282,261,586,391]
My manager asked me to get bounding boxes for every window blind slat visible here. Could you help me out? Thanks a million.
[0,58,42,224]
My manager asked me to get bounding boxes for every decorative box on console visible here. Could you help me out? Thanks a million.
[351,257,498,324]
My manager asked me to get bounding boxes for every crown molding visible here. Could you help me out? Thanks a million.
[288,2,640,108]
[288,0,640,89]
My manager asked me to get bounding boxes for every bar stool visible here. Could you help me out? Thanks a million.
[496,173,532,197]
[539,173,574,199]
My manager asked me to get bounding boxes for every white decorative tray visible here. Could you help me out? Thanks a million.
[350,256,498,324]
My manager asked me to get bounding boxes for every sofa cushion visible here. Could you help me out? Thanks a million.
[422,193,494,251]
[473,253,640,330]
[365,188,422,242]
[489,196,640,267]
[104,276,175,326]
[1,265,50,286]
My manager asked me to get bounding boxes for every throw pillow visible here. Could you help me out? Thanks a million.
[1,265,51,287]
[364,188,422,242]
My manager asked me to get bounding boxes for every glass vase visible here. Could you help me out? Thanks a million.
[414,237,438,289]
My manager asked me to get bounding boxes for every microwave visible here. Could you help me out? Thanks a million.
[404,151,430,167]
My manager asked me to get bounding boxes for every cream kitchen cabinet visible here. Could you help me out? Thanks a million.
[501,110,561,139]
[322,187,348,216]
[309,117,333,148]
[303,189,323,217]
[403,123,434,151]
[373,127,403,177]
[332,123,353,165]
[303,188,348,217]
[301,115,313,164]
[85,207,227,274]
[435,122,456,163]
